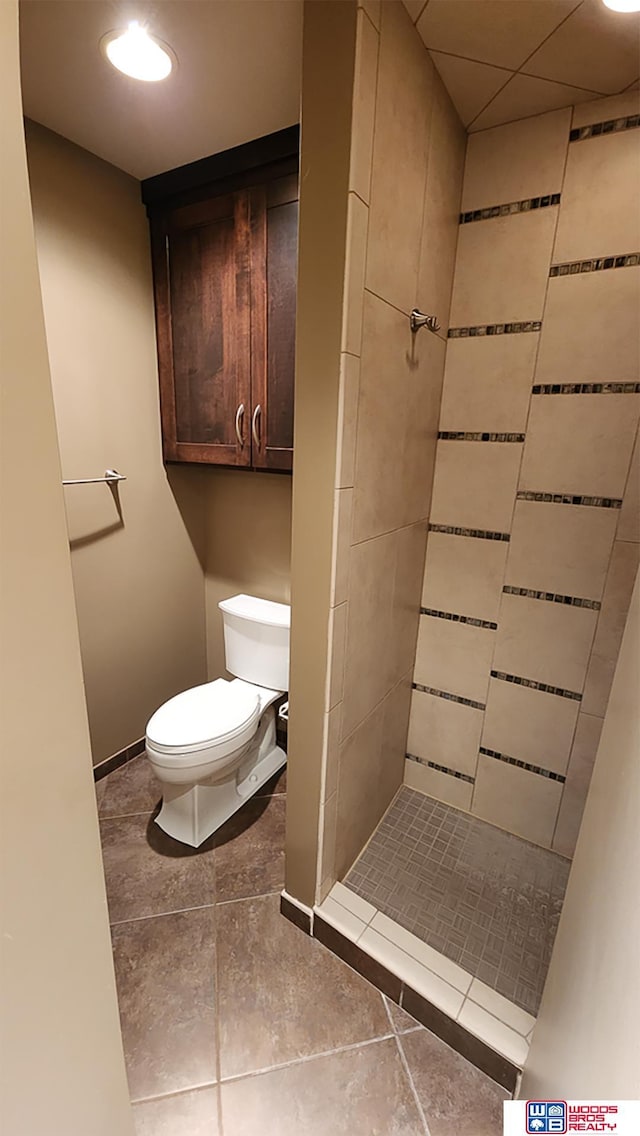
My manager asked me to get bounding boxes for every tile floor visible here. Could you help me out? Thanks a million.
[96,756,509,1135]
[346,787,570,1015]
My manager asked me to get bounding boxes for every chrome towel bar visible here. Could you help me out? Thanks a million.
[62,469,127,486]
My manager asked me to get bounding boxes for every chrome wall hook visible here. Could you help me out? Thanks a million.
[410,308,440,335]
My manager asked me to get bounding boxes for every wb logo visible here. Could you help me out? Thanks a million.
[526,1101,567,1133]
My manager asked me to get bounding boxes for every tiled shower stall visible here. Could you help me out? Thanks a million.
[294,0,639,1066]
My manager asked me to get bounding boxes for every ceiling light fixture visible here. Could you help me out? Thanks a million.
[602,0,640,12]
[100,21,175,82]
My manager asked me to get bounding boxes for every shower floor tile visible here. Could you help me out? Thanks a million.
[345,787,570,1016]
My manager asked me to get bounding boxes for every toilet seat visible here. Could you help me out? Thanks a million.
[146,678,261,767]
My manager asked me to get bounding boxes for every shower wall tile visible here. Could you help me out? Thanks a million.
[448,209,557,328]
[617,431,639,544]
[571,89,640,129]
[472,755,563,849]
[390,523,429,683]
[421,531,509,624]
[407,687,483,777]
[552,130,640,264]
[404,758,474,812]
[341,192,369,356]
[335,353,360,490]
[359,0,381,32]
[349,7,380,205]
[322,703,342,803]
[482,678,579,778]
[414,615,494,706]
[429,441,523,533]
[534,268,640,386]
[439,334,539,434]
[461,108,571,213]
[552,713,604,857]
[336,675,410,878]
[408,92,639,858]
[342,531,397,737]
[519,393,640,500]
[417,72,466,330]
[366,0,433,313]
[353,292,443,543]
[330,488,353,607]
[319,792,338,898]
[327,602,347,711]
[493,593,598,695]
[581,540,640,717]
[505,499,618,602]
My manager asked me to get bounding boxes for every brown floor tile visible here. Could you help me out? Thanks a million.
[384,995,422,1035]
[399,1028,508,1136]
[221,1038,425,1135]
[216,894,392,1079]
[101,812,215,923]
[96,755,162,818]
[112,908,217,1102]
[214,793,285,903]
[132,1087,219,1135]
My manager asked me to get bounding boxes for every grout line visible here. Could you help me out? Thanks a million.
[109,901,217,928]
[130,1079,218,1107]
[212,847,224,1136]
[217,1032,397,1087]
[363,284,412,320]
[98,807,159,821]
[465,0,586,130]
[395,1033,432,1136]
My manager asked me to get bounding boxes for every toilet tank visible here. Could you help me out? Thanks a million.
[218,594,290,691]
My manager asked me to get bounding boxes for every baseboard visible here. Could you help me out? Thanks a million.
[93,737,145,782]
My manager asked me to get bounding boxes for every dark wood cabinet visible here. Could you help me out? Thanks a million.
[144,129,299,472]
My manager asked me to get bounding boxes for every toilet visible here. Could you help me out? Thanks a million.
[145,594,289,847]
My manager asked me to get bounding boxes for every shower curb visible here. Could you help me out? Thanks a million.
[280,890,520,1093]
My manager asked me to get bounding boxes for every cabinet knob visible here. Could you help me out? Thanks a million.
[234,403,245,448]
[252,404,262,451]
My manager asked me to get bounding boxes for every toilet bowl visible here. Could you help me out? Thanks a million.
[145,594,289,847]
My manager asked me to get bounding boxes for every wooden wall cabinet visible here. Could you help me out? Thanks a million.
[144,130,298,472]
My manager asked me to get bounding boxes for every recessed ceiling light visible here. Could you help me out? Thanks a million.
[100,21,175,82]
[602,0,640,12]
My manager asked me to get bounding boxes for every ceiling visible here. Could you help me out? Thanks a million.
[403,0,640,131]
[19,0,303,180]
[19,1,640,182]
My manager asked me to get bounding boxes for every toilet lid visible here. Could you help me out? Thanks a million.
[146,679,261,751]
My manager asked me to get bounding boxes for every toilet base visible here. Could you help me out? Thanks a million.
[154,708,286,847]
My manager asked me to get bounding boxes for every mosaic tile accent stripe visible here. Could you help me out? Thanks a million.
[412,683,486,711]
[549,252,639,277]
[438,431,525,442]
[460,193,560,224]
[490,670,582,702]
[570,114,640,142]
[516,490,622,509]
[479,747,566,784]
[406,753,476,785]
[532,382,640,395]
[448,321,542,339]
[421,607,498,630]
[428,523,510,542]
[502,585,601,611]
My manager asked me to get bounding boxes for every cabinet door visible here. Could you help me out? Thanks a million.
[250,175,298,472]
[153,190,253,465]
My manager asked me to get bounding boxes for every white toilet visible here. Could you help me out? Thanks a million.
[145,594,289,847]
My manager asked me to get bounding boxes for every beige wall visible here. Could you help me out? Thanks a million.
[318,0,465,892]
[285,0,357,907]
[521,567,640,1097]
[0,3,133,1130]
[204,469,292,678]
[407,92,640,854]
[25,121,208,765]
